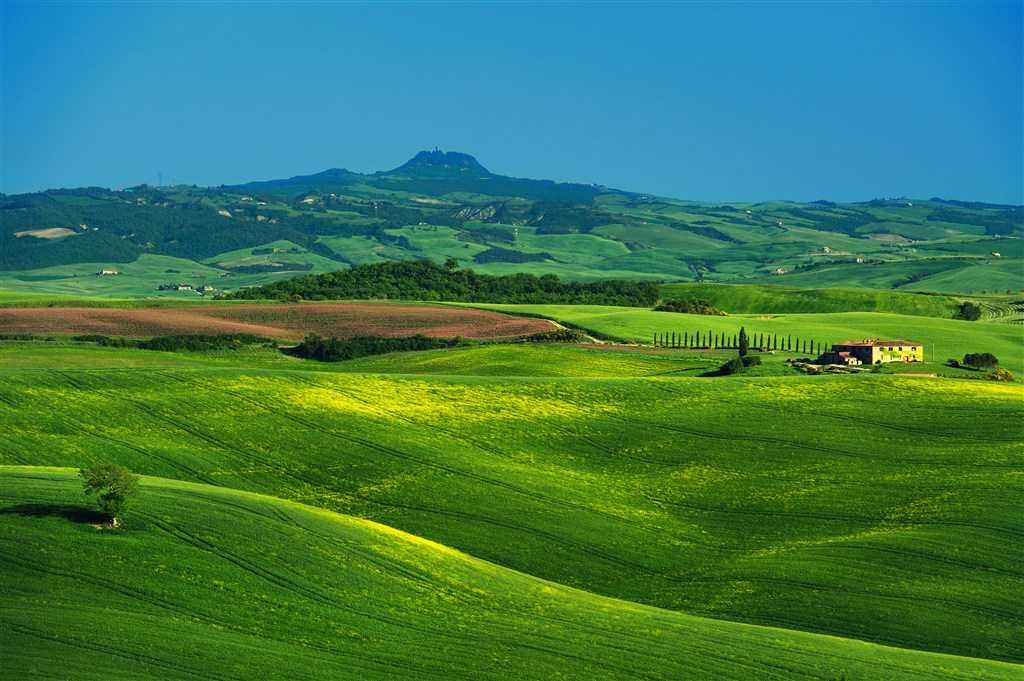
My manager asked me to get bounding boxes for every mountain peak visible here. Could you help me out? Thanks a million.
[388,149,489,176]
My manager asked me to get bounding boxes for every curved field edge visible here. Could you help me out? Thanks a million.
[2,468,1019,681]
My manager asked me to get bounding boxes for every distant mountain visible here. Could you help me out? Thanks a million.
[229,149,606,202]
[386,149,490,177]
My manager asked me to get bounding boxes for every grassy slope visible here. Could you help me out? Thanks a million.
[333,343,722,377]
[1,345,1021,662]
[742,257,1023,295]
[464,304,1024,371]
[658,282,964,318]
[4,468,1018,681]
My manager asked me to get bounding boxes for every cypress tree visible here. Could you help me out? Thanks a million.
[738,327,749,357]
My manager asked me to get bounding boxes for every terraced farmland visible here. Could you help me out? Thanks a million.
[1,344,1022,671]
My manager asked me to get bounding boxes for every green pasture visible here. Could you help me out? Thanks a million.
[4,468,1017,681]
[463,304,1024,371]
[202,239,340,273]
[743,257,1022,294]
[658,282,964,318]
[0,254,224,298]
[1,346,1021,663]
[333,343,724,377]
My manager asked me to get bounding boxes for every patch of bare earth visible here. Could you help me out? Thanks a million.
[0,304,554,341]
[14,227,77,239]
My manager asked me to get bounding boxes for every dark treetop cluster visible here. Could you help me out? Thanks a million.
[226,259,660,306]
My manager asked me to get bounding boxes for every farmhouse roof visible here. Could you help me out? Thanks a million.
[835,339,920,347]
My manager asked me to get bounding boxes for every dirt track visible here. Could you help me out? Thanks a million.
[0,303,555,341]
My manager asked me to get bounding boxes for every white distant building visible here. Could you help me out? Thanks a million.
[991,252,1002,258]
[217,209,231,218]
[96,269,120,276]
[771,267,787,275]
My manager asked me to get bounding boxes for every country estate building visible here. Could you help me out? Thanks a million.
[818,339,923,365]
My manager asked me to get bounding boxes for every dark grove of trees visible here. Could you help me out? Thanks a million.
[227,260,660,306]
[288,334,462,362]
[962,352,998,368]
[955,301,983,321]
[654,299,727,316]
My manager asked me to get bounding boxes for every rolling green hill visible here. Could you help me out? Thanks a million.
[658,282,965,317]
[2,344,1021,664]
[4,467,1018,680]
[1,151,1020,296]
[463,304,1024,371]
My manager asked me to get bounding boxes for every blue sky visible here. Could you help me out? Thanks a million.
[2,1,1021,203]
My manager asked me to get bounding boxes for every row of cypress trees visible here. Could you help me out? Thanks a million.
[652,329,826,355]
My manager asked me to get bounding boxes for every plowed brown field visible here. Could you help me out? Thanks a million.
[0,303,554,341]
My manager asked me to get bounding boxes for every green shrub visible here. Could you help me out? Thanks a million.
[716,357,746,375]
[516,329,587,343]
[963,352,998,369]
[741,355,761,367]
[72,335,133,348]
[655,299,727,316]
[137,334,274,352]
[288,334,463,362]
[955,302,982,321]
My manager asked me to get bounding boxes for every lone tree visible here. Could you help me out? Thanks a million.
[80,463,140,527]
[738,326,749,357]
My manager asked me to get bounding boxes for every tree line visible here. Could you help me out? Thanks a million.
[286,334,463,362]
[653,329,826,355]
[226,259,660,306]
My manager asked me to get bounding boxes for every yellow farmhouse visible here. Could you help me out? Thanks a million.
[819,339,924,365]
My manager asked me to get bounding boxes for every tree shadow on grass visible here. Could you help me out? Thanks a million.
[0,503,109,525]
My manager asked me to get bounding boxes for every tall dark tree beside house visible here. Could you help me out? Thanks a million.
[738,326,749,357]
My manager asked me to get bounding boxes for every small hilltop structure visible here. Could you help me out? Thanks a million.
[817,339,923,366]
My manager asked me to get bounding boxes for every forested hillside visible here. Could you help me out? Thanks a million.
[226,260,659,305]
[2,150,1021,296]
